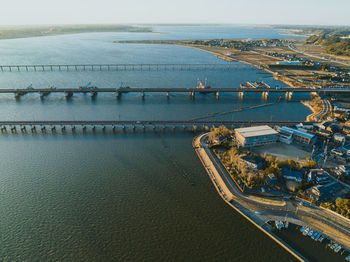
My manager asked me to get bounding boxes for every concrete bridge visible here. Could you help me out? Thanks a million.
[4,86,349,99]
[0,120,307,133]
[0,63,253,72]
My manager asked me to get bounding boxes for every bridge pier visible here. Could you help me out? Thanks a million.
[65,91,73,98]
[72,126,76,132]
[31,126,36,132]
[83,125,87,132]
[141,91,145,99]
[216,91,219,100]
[61,126,66,131]
[166,92,169,99]
[41,126,46,132]
[51,126,56,132]
[262,91,269,100]
[21,126,26,132]
[90,91,97,98]
[92,126,96,132]
[285,91,293,101]
[239,91,244,100]
[190,91,195,99]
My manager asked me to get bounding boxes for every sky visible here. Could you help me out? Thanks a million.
[0,0,349,26]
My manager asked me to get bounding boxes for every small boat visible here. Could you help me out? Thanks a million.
[311,232,318,240]
[303,228,309,236]
[318,235,325,242]
[345,254,350,261]
[308,230,313,237]
[314,233,320,241]
[284,221,289,228]
[300,226,305,232]
[334,245,342,253]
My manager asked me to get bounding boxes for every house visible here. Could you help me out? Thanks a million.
[309,182,342,202]
[282,167,303,183]
[333,133,346,144]
[338,165,350,176]
[307,169,330,185]
[317,129,332,137]
[240,155,261,169]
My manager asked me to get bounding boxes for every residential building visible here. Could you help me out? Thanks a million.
[282,167,303,183]
[307,169,330,185]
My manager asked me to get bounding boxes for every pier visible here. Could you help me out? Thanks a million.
[0,63,253,72]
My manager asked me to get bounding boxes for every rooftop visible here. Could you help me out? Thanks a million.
[279,126,315,139]
[235,125,278,138]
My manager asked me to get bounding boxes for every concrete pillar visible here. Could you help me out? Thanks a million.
[216,91,219,100]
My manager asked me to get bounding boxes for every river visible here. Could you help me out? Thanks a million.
[0,26,310,261]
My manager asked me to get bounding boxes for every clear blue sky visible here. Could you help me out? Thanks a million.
[1,0,349,26]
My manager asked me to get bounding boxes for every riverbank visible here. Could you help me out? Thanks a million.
[193,134,307,262]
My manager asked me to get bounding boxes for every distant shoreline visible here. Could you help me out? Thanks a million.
[0,25,153,40]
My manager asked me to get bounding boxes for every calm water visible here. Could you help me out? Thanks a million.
[0,26,308,261]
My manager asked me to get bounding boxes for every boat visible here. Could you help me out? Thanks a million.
[318,235,325,242]
[196,78,211,90]
[314,233,320,241]
[334,245,342,253]
[345,254,350,261]
[284,221,289,228]
[303,227,309,236]
[300,226,305,232]
[308,230,314,237]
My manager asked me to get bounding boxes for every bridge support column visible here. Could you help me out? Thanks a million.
[21,126,26,132]
[216,91,219,100]
[83,126,87,132]
[41,126,46,132]
[239,91,244,100]
[262,91,269,100]
[166,92,169,99]
[285,91,293,101]
[51,126,56,132]
[65,91,73,98]
[92,126,96,132]
[61,126,66,131]
[190,91,195,99]
[141,91,145,99]
[72,126,76,132]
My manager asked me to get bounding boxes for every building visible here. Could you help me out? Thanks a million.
[278,126,317,145]
[240,155,261,169]
[307,169,330,185]
[234,125,278,147]
[282,167,303,183]
[309,182,342,202]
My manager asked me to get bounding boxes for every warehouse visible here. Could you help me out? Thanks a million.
[234,125,278,147]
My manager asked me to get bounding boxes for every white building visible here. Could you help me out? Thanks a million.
[235,125,278,147]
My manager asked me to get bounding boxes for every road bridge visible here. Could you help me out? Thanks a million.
[0,63,253,72]
[0,120,307,133]
[3,86,349,100]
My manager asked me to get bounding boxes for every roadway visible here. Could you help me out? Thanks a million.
[3,87,350,94]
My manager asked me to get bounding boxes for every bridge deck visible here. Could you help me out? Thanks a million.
[0,87,346,94]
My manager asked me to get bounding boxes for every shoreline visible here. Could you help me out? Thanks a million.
[193,134,307,262]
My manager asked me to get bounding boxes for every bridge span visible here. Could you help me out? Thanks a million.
[0,120,309,133]
[0,63,252,72]
[4,87,349,100]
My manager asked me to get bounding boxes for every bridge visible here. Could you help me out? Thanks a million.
[0,63,253,72]
[0,120,308,133]
[4,86,350,99]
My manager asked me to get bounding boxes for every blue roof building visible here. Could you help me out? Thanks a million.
[282,167,303,183]
[278,126,317,145]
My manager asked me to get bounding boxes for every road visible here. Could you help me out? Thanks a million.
[289,44,350,67]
